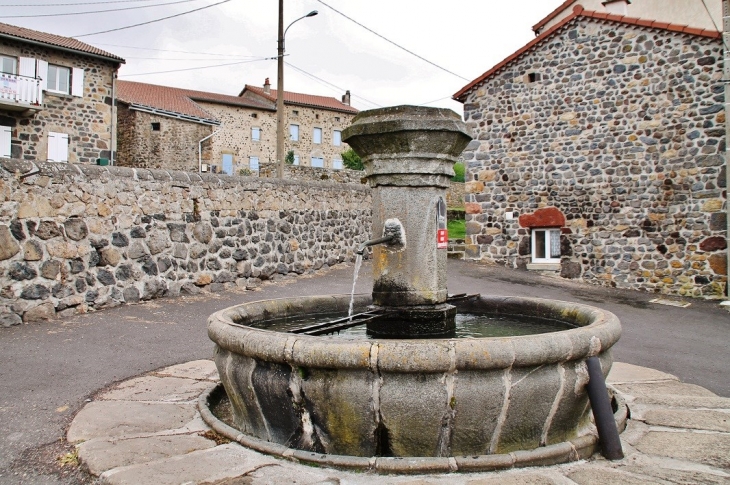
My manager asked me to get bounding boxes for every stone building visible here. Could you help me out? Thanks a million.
[0,22,124,164]
[240,79,358,170]
[453,5,726,297]
[534,0,722,35]
[116,79,357,174]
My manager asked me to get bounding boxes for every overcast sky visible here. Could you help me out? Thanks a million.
[5,1,564,114]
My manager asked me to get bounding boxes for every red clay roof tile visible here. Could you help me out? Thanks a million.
[533,0,579,33]
[116,81,273,124]
[0,22,124,62]
[453,8,720,102]
[242,85,358,114]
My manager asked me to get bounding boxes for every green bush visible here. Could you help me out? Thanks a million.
[452,162,465,182]
[341,148,364,170]
[447,219,466,240]
[285,150,295,165]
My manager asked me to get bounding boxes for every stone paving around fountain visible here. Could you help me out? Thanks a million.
[68,359,730,484]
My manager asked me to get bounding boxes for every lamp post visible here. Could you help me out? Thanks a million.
[276,3,318,178]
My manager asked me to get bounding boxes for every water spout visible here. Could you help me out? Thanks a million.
[356,218,405,255]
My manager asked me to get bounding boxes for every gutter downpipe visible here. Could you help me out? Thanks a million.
[724,0,730,303]
[110,70,116,166]
[198,130,219,173]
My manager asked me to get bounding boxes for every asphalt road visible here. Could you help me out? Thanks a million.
[1,259,728,484]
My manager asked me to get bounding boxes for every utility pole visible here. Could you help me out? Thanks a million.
[276,0,285,178]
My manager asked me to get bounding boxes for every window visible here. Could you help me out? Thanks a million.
[151,122,160,131]
[1,56,16,75]
[532,228,561,263]
[252,127,261,141]
[333,158,343,170]
[292,110,299,116]
[335,117,340,122]
[311,157,324,168]
[221,153,233,175]
[313,127,322,144]
[47,65,70,94]
[527,72,542,83]
[333,130,341,146]
[290,124,299,141]
[293,155,300,166]
[251,113,258,118]
[1,126,11,158]
[47,132,68,162]
[249,156,259,171]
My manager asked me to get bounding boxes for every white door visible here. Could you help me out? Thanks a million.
[0,126,11,158]
[48,131,68,162]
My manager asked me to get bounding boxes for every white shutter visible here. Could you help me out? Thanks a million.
[36,59,48,91]
[18,57,35,78]
[71,67,84,97]
[48,132,69,162]
[0,126,11,158]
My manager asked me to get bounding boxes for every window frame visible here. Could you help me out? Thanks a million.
[251,127,261,142]
[313,127,322,144]
[0,55,17,75]
[47,131,69,163]
[531,228,561,263]
[293,154,300,166]
[311,156,324,168]
[46,64,71,94]
[289,124,299,142]
[333,130,342,146]
[249,156,260,171]
[332,158,343,170]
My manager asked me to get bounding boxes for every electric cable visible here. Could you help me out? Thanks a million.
[0,0,200,18]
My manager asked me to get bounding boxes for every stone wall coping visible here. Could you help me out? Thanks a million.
[208,294,622,372]
[0,158,370,193]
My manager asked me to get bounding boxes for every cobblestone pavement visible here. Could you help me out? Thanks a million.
[68,360,730,484]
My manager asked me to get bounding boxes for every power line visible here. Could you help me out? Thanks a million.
[123,55,256,60]
[314,0,469,82]
[73,0,231,37]
[94,42,257,57]
[285,61,381,109]
[2,0,158,6]
[120,57,267,76]
[0,0,200,18]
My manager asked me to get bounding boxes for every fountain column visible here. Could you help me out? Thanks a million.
[343,106,472,337]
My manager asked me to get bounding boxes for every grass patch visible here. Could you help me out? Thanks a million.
[447,219,465,240]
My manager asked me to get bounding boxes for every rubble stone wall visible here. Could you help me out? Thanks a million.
[460,20,726,297]
[258,164,365,184]
[0,158,371,326]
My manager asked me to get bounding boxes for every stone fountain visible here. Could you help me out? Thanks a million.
[205,106,624,472]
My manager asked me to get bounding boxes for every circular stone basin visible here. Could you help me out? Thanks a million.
[207,294,621,461]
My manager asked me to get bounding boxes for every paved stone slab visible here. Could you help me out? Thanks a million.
[464,472,563,484]
[77,434,216,476]
[642,409,730,432]
[635,431,730,469]
[99,376,212,402]
[607,362,678,385]
[612,381,718,399]
[67,401,196,443]
[568,467,664,485]
[99,443,280,485]
[631,394,730,409]
[621,464,730,485]
[154,359,219,381]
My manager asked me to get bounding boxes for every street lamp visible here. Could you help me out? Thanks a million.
[276,4,318,178]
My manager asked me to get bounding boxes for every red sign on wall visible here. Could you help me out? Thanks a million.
[437,229,448,249]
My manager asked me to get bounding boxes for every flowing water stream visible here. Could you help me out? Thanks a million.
[348,254,363,321]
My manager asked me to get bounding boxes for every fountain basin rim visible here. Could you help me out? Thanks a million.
[207,294,621,372]
[198,381,629,473]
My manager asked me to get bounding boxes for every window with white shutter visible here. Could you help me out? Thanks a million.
[48,132,68,162]
[71,67,84,97]
[1,126,11,158]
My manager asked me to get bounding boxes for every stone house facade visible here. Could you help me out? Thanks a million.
[240,79,358,170]
[453,6,726,298]
[0,22,124,164]
[116,79,357,175]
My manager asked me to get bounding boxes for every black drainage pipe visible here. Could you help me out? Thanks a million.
[586,356,624,460]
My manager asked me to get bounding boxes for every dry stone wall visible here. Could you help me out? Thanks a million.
[461,20,726,298]
[0,158,371,326]
[258,164,365,184]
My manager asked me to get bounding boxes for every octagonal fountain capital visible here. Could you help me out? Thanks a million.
[342,105,472,188]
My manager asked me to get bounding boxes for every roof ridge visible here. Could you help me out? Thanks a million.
[0,21,124,62]
[453,6,720,102]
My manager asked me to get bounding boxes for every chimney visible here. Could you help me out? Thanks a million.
[342,90,351,106]
[602,0,630,15]
[263,78,271,94]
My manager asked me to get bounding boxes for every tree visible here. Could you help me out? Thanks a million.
[285,150,295,165]
[451,162,465,182]
[341,148,363,170]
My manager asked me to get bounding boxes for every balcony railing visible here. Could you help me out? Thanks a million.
[0,73,42,107]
